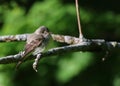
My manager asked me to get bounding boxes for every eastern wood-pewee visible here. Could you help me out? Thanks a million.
[16,26,51,71]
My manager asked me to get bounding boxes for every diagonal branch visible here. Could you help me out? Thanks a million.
[0,40,119,64]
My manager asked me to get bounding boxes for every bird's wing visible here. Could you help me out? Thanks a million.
[16,35,43,69]
[23,39,42,57]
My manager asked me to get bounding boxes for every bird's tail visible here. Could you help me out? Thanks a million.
[15,61,22,70]
[15,51,25,70]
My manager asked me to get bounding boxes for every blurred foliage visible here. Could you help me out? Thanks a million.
[0,0,120,86]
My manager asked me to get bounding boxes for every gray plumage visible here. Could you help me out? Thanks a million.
[16,26,51,69]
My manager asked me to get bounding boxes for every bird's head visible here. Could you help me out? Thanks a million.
[35,26,51,38]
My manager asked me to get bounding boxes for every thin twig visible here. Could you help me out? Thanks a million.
[33,53,41,72]
[75,0,83,39]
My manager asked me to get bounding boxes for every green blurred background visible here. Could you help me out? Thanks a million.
[0,0,120,86]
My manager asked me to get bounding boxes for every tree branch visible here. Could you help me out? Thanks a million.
[0,33,81,44]
[0,33,106,44]
[0,34,28,42]
[0,33,119,64]
[0,40,119,64]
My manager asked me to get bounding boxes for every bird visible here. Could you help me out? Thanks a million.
[16,26,51,71]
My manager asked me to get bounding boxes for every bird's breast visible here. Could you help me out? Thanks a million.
[32,43,45,55]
